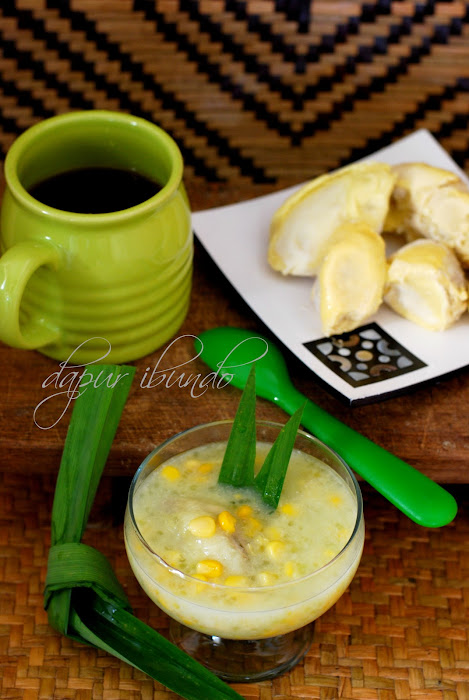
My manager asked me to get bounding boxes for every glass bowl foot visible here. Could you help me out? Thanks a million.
[169,619,315,683]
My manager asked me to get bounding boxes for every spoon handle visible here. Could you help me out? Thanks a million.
[280,387,457,528]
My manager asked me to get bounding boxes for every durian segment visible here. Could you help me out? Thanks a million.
[384,239,468,331]
[268,161,396,276]
[315,222,387,337]
[384,162,469,267]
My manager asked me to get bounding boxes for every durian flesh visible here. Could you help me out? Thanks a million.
[268,161,396,276]
[384,162,469,267]
[384,239,468,331]
[315,222,387,337]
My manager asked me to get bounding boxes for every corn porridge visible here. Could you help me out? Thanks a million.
[125,425,364,640]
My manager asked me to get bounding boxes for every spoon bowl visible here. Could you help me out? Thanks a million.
[196,326,457,528]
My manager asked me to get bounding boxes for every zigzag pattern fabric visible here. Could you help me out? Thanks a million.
[0,1,468,193]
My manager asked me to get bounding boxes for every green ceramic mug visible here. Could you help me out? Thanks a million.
[0,110,192,364]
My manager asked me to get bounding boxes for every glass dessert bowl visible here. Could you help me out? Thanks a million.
[124,420,365,682]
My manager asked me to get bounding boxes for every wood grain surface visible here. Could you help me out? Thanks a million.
[1,0,469,487]
[1,181,469,485]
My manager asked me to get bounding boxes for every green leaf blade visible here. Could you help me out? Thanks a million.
[47,364,135,636]
[50,365,136,547]
[254,402,306,509]
[218,364,257,488]
[71,590,244,700]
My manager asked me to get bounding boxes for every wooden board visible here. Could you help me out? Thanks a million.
[1,0,469,483]
[2,222,469,484]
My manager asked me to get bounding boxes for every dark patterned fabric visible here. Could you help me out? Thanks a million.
[0,1,468,193]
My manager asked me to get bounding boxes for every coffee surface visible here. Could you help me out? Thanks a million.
[28,167,161,213]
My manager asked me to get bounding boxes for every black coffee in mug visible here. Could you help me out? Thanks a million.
[28,167,161,214]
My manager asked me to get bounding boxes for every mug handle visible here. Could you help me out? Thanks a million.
[0,241,62,349]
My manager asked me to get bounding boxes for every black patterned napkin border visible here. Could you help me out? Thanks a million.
[303,322,427,389]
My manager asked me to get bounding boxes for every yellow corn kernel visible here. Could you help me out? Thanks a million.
[280,503,298,516]
[237,504,253,518]
[224,575,249,587]
[337,525,349,540]
[245,517,262,537]
[265,526,282,540]
[198,462,214,474]
[196,559,223,578]
[188,515,216,538]
[218,510,236,534]
[194,580,209,595]
[266,540,285,560]
[185,458,200,470]
[160,465,181,481]
[329,495,342,506]
[193,573,207,582]
[257,572,276,586]
[284,561,297,578]
[163,549,182,567]
[324,549,337,561]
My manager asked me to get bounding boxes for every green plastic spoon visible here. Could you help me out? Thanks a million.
[195,327,457,528]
